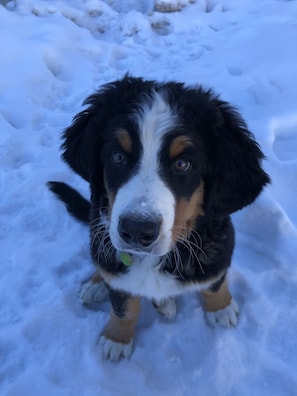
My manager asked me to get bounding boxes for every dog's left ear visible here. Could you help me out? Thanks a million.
[203,100,270,217]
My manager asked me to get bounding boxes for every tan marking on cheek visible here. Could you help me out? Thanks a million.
[116,128,132,153]
[169,135,193,158]
[201,278,232,312]
[107,191,115,210]
[104,190,114,222]
[172,181,205,242]
[102,297,141,344]
[103,171,115,213]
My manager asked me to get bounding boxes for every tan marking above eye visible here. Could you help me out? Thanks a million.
[115,128,132,153]
[169,135,193,159]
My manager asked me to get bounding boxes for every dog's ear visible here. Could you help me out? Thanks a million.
[203,99,270,217]
[62,81,125,186]
[62,106,100,183]
[61,76,152,183]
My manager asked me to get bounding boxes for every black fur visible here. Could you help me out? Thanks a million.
[48,181,90,223]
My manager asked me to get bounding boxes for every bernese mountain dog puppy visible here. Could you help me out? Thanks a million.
[48,76,270,361]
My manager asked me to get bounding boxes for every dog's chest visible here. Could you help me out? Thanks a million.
[108,254,208,301]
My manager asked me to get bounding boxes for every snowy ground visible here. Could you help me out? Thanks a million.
[1,0,297,395]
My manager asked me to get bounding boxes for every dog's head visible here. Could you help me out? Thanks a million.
[62,76,269,256]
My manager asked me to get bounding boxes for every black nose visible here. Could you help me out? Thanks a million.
[118,215,161,248]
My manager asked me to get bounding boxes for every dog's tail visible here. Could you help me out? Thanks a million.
[47,181,90,223]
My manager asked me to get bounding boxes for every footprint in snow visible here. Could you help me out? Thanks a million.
[227,66,242,77]
[43,51,63,78]
[272,116,297,161]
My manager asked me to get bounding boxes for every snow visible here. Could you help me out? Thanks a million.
[1,0,297,394]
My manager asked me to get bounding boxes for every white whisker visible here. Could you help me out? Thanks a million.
[172,225,207,275]
[90,212,115,262]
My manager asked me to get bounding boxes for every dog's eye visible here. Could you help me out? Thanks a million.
[173,158,192,173]
[111,151,127,166]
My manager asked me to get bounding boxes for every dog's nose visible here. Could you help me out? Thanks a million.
[118,215,161,248]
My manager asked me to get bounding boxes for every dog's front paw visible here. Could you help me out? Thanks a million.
[152,297,176,319]
[205,299,239,328]
[99,336,134,361]
[80,280,108,304]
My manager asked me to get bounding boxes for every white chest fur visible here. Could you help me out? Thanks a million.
[108,254,212,301]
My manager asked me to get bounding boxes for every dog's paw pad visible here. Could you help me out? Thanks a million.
[99,336,133,361]
[80,280,108,304]
[205,299,239,328]
[153,297,176,319]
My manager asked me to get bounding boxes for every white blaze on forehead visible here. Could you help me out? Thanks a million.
[109,91,178,256]
[136,90,178,169]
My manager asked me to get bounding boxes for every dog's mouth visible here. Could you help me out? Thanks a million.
[116,245,170,268]
[112,234,173,258]
[113,239,170,258]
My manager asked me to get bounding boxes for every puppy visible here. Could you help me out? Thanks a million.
[48,76,270,360]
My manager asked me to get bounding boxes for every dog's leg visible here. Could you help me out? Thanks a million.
[80,271,108,303]
[201,276,239,327]
[100,289,141,361]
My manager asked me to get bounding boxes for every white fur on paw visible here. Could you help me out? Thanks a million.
[153,297,176,319]
[205,299,239,328]
[80,280,108,304]
[99,336,133,361]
